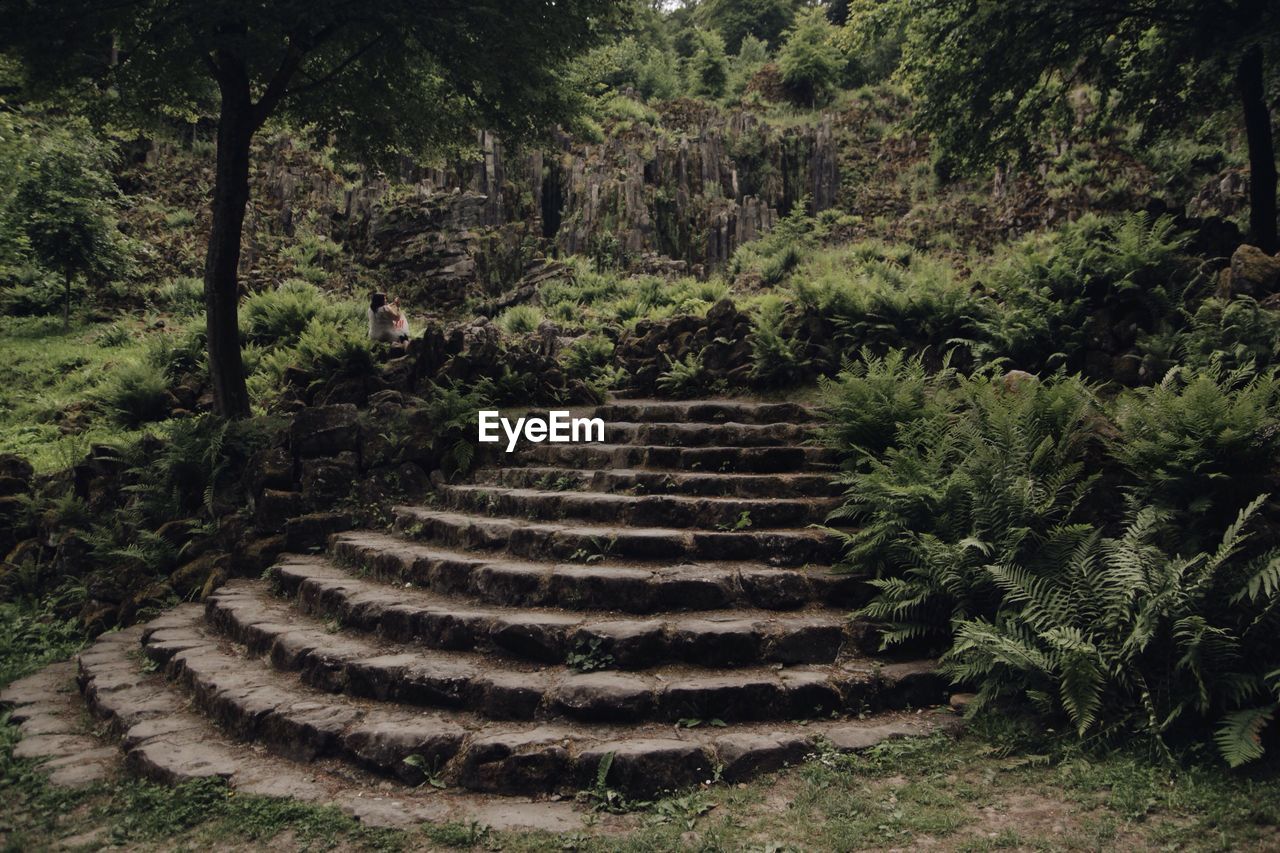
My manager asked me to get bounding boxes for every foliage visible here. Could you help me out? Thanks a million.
[747,294,810,386]
[240,280,353,349]
[944,498,1280,767]
[793,240,989,360]
[657,351,714,398]
[495,304,546,336]
[686,28,730,99]
[972,213,1193,376]
[824,353,1280,763]
[1,117,128,325]
[99,361,172,428]
[828,365,1103,647]
[697,0,797,52]
[0,588,86,687]
[777,7,843,106]
[1112,365,1280,549]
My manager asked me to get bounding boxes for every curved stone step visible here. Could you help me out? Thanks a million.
[330,531,870,613]
[511,443,840,474]
[267,555,862,668]
[393,507,840,567]
[471,466,844,498]
[602,421,814,448]
[64,607,958,798]
[436,484,836,529]
[590,400,819,425]
[203,583,944,724]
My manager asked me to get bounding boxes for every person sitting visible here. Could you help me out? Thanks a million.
[368,291,410,343]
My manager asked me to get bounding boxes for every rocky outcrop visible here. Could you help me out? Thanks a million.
[256,107,841,305]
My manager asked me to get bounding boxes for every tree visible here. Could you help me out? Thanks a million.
[687,28,730,99]
[697,0,797,53]
[778,7,843,107]
[6,121,126,328]
[1,1,624,416]
[883,0,1280,252]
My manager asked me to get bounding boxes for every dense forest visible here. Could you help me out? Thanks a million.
[2,1,1280,849]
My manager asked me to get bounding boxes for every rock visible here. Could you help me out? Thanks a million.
[1227,244,1280,297]
[285,512,354,552]
[299,452,360,502]
[0,454,34,483]
[170,552,227,598]
[1001,370,1038,392]
[341,720,465,784]
[255,489,307,533]
[236,535,287,574]
[0,476,29,497]
[290,405,360,458]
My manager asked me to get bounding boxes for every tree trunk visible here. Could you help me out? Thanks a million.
[204,67,255,419]
[1238,44,1278,254]
[63,270,71,330]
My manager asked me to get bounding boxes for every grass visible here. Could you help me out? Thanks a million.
[0,315,198,472]
[4,690,1278,853]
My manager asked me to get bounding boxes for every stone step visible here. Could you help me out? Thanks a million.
[600,421,814,448]
[329,531,870,613]
[436,484,836,529]
[61,628,584,827]
[393,507,841,567]
[590,400,819,425]
[67,606,958,798]
[471,466,844,498]
[510,443,840,474]
[268,555,863,668]
[201,582,944,724]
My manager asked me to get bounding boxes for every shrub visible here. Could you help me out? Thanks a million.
[943,499,1280,766]
[972,213,1192,375]
[791,241,990,360]
[687,28,730,98]
[818,348,949,458]
[100,361,172,427]
[258,318,377,384]
[777,7,843,106]
[152,276,205,316]
[562,334,615,379]
[495,304,545,335]
[240,280,337,348]
[657,351,714,398]
[825,364,1105,646]
[1112,365,1280,549]
[748,295,810,386]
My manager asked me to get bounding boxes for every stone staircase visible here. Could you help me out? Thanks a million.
[5,398,957,813]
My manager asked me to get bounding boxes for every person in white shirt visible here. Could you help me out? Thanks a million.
[368,291,410,343]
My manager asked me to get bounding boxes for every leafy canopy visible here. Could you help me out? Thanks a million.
[2,0,628,166]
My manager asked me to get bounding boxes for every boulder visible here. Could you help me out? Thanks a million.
[1227,244,1280,297]
[290,404,359,458]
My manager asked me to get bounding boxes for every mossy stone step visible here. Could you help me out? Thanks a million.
[329,531,870,613]
[589,400,819,425]
[436,483,836,529]
[510,443,840,474]
[201,583,943,724]
[267,557,860,667]
[471,466,844,498]
[392,507,841,567]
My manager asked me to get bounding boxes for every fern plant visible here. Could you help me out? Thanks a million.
[943,498,1280,766]
[748,295,811,387]
[825,360,1106,648]
[656,350,713,398]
